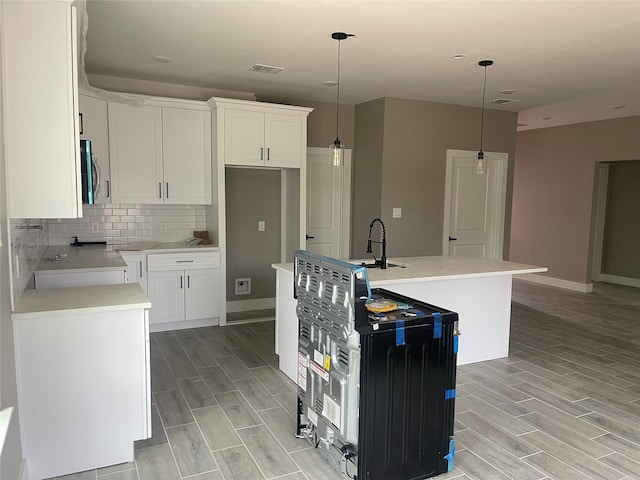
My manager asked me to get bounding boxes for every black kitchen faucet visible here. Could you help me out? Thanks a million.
[367,218,387,269]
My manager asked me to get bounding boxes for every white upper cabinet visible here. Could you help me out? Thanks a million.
[79,94,111,203]
[108,103,163,204]
[210,98,311,169]
[108,100,211,205]
[3,0,82,218]
[162,107,212,204]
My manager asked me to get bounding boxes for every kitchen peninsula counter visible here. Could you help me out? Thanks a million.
[12,282,152,478]
[272,255,546,380]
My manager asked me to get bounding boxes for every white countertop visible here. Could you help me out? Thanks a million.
[115,241,219,253]
[272,255,547,284]
[12,283,151,319]
[36,243,220,274]
[36,246,127,274]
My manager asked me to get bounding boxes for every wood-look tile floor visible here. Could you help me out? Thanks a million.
[54,280,640,480]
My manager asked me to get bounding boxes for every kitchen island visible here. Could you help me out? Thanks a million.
[272,255,546,382]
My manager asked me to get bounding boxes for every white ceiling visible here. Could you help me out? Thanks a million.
[83,0,640,131]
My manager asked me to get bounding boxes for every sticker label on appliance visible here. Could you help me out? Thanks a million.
[307,407,318,426]
[297,352,307,391]
[313,349,324,367]
[324,355,331,371]
[310,361,329,382]
[322,394,341,430]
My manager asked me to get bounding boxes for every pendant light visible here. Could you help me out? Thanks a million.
[475,59,493,175]
[329,32,354,167]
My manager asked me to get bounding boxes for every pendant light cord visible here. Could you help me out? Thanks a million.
[480,64,487,152]
[335,38,342,143]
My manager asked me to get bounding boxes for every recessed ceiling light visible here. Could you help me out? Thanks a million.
[609,104,626,110]
[322,80,338,86]
[152,55,172,63]
[452,54,466,59]
[499,88,516,95]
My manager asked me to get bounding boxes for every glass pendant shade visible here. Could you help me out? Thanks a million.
[330,140,344,167]
[474,150,487,174]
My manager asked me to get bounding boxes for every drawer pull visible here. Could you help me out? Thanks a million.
[176,260,194,263]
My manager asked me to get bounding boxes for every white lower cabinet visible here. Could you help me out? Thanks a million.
[120,252,148,294]
[147,252,220,327]
[12,285,150,479]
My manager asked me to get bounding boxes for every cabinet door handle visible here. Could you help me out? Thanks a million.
[187,275,190,288]
[260,147,263,161]
[267,147,270,161]
[166,182,169,198]
[79,112,83,135]
[159,182,162,198]
[139,261,143,278]
[180,276,183,289]
[106,180,110,198]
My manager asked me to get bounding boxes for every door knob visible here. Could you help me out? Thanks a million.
[448,236,458,241]
[305,234,315,240]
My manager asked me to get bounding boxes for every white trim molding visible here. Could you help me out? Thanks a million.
[226,297,276,313]
[600,274,640,288]
[517,273,594,293]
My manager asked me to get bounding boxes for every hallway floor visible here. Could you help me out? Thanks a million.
[54,280,640,480]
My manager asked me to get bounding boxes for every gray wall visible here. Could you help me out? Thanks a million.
[353,97,518,260]
[225,168,281,301]
[351,98,385,259]
[511,116,640,283]
[602,160,640,279]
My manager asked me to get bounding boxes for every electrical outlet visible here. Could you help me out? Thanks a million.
[91,223,99,233]
[258,221,265,232]
[392,207,402,218]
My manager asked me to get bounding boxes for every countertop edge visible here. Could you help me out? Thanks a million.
[12,284,151,319]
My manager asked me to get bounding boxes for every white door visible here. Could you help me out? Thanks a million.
[306,147,352,260]
[443,150,508,259]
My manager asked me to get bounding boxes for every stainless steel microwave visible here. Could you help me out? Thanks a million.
[80,139,97,204]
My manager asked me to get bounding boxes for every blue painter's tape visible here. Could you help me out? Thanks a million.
[433,312,442,339]
[445,389,456,400]
[396,320,405,346]
[453,336,459,353]
[444,437,455,471]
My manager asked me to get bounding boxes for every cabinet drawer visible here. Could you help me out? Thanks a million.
[147,252,220,271]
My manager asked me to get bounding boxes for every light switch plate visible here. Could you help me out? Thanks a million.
[392,208,402,218]
[258,221,265,231]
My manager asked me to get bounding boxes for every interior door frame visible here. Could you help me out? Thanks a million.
[442,149,508,259]
[306,147,352,260]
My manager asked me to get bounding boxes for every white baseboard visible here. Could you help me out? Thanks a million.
[149,317,219,333]
[516,273,593,293]
[227,297,276,313]
[600,274,640,288]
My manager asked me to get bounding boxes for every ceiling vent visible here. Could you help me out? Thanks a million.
[249,64,284,74]
[489,98,520,105]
